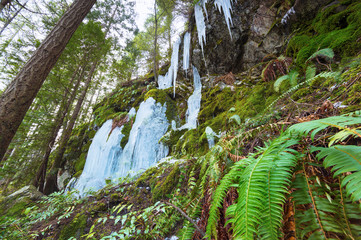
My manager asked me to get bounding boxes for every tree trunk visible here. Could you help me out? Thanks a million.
[33,64,86,190]
[153,0,158,83]
[0,0,96,162]
[43,61,98,195]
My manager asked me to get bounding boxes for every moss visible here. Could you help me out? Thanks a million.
[120,119,133,148]
[135,167,162,189]
[74,152,87,173]
[3,198,32,217]
[291,87,313,101]
[286,2,361,68]
[58,213,87,240]
[160,129,188,155]
[152,164,181,202]
[73,170,82,178]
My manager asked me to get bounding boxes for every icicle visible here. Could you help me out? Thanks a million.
[180,66,202,129]
[158,38,181,97]
[172,37,181,98]
[194,3,206,53]
[281,7,295,25]
[183,32,191,75]
[214,0,234,40]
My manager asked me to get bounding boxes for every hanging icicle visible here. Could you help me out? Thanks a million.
[183,32,191,75]
[214,0,234,39]
[194,3,206,53]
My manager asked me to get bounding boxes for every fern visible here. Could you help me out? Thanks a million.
[312,145,361,203]
[288,110,361,140]
[207,135,299,239]
[306,48,335,63]
[266,71,340,113]
[274,70,299,92]
[292,164,361,239]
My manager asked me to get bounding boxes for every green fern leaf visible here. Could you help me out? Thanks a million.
[312,145,361,203]
[226,136,299,239]
[288,111,361,140]
[289,70,299,87]
[274,75,289,92]
[306,48,335,62]
[306,65,316,80]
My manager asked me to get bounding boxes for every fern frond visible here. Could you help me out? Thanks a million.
[289,70,299,87]
[266,71,340,113]
[306,48,335,62]
[312,145,361,203]
[287,111,361,140]
[206,158,251,239]
[306,65,316,80]
[226,136,299,239]
[274,75,290,92]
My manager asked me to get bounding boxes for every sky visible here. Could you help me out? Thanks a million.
[135,0,154,31]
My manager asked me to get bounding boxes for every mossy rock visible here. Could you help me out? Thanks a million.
[58,213,87,240]
[152,164,181,202]
[287,2,361,68]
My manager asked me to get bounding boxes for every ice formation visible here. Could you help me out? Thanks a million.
[205,126,220,149]
[194,3,206,52]
[114,97,169,178]
[72,98,169,196]
[183,32,191,74]
[181,66,202,129]
[73,119,124,196]
[214,0,234,39]
[158,38,181,98]
[281,7,295,25]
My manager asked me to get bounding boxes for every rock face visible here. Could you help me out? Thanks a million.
[189,0,333,76]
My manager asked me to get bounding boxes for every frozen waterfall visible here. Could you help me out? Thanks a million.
[214,0,234,39]
[73,119,124,196]
[72,97,169,196]
[180,66,202,129]
[183,32,191,75]
[114,97,169,178]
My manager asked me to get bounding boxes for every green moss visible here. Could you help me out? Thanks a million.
[152,164,181,202]
[120,119,133,148]
[58,213,87,240]
[160,129,187,155]
[287,2,361,68]
[3,198,32,217]
[74,152,87,172]
[73,170,82,178]
[135,167,161,189]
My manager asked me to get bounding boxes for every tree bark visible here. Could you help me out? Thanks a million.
[43,61,98,195]
[0,0,96,162]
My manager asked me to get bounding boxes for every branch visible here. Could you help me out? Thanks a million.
[163,201,205,237]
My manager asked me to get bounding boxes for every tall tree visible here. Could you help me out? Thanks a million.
[0,0,96,162]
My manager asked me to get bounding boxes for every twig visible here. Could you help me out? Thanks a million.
[163,201,205,237]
